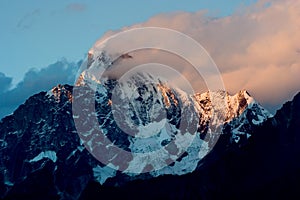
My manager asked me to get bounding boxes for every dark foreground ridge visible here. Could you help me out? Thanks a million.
[0,84,299,199]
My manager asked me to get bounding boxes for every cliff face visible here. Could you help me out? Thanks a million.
[0,85,97,199]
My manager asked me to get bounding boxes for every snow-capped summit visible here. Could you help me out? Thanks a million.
[194,89,270,123]
[86,50,112,70]
[47,84,73,103]
[70,69,272,180]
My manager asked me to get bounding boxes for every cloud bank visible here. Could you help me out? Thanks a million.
[0,59,80,119]
[99,0,300,113]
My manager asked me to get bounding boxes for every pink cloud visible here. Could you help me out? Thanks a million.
[94,0,300,112]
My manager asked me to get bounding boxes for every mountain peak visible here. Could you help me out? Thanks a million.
[47,84,73,102]
[238,89,251,95]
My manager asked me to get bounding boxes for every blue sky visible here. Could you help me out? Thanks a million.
[0,0,256,85]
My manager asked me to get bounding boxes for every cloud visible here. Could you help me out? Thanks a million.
[65,3,86,12]
[17,9,40,30]
[96,0,300,113]
[0,73,12,93]
[0,59,81,119]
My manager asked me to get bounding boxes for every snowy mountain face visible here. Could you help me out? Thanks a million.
[2,73,300,199]
[73,49,271,178]
[0,76,272,199]
[0,51,275,199]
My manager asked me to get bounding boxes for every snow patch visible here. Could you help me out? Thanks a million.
[233,135,240,143]
[136,119,166,138]
[77,145,85,152]
[46,89,53,97]
[239,90,255,109]
[93,165,117,185]
[252,114,265,125]
[4,180,14,186]
[151,134,208,176]
[29,151,57,163]
[67,149,77,160]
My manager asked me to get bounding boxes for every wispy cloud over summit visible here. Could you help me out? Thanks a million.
[99,0,300,112]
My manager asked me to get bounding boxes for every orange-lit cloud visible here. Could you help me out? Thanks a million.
[97,0,300,112]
